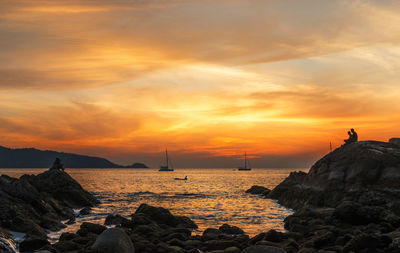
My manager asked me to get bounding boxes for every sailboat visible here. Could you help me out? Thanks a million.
[159,149,174,171]
[238,152,251,171]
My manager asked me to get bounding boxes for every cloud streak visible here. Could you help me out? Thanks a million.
[0,0,399,166]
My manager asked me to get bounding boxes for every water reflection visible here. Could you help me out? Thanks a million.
[2,168,307,240]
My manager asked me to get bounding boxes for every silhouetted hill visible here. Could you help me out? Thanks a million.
[0,146,148,168]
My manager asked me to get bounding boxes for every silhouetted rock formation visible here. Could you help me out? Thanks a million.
[0,169,98,239]
[0,146,148,169]
[245,140,400,252]
[269,141,400,209]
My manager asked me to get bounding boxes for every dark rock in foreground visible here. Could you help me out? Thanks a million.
[134,203,198,229]
[49,204,289,253]
[0,169,98,238]
[92,228,134,253]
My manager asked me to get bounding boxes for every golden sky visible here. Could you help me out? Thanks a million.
[1,0,400,167]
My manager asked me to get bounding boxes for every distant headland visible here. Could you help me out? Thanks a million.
[0,146,148,168]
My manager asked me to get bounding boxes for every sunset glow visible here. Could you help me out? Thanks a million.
[1,0,400,167]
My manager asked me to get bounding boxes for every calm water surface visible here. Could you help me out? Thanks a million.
[2,168,308,241]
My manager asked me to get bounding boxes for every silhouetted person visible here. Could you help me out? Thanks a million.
[344,131,352,144]
[51,157,65,171]
[350,128,358,142]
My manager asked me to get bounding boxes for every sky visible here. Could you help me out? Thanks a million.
[0,0,400,168]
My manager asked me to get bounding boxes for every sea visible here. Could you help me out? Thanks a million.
[1,168,308,242]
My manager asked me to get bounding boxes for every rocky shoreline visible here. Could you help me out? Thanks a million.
[2,139,400,252]
[247,140,400,252]
[0,168,98,252]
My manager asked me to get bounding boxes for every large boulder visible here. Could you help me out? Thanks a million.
[269,141,400,209]
[105,214,130,226]
[219,223,244,234]
[19,238,49,252]
[133,204,197,228]
[91,228,135,253]
[28,169,98,208]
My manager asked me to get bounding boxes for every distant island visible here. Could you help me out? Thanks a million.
[0,146,149,168]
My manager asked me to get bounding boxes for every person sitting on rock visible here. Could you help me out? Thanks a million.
[350,128,358,142]
[50,157,65,171]
[344,131,352,144]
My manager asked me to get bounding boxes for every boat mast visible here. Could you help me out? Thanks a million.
[166,149,169,168]
[244,152,247,169]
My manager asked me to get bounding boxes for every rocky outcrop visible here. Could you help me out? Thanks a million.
[243,140,400,252]
[269,141,400,209]
[246,185,271,196]
[0,169,98,238]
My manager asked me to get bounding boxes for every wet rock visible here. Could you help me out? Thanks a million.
[105,214,130,225]
[184,239,203,248]
[19,237,50,252]
[59,232,77,241]
[342,233,380,252]
[0,230,16,253]
[203,239,239,250]
[389,237,400,250]
[167,238,185,247]
[164,232,187,242]
[219,224,244,235]
[53,240,81,252]
[79,207,91,215]
[264,230,286,243]
[202,228,223,241]
[246,186,271,196]
[176,215,198,229]
[80,222,107,235]
[92,228,134,253]
[133,224,160,238]
[242,245,286,253]
[297,248,316,253]
[170,227,192,237]
[65,216,75,225]
[312,231,335,249]
[134,203,197,228]
[249,233,267,245]
[224,246,241,253]
[255,241,280,247]
[333,201,371,225]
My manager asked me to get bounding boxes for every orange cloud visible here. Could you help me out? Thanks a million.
[0,0,399,167]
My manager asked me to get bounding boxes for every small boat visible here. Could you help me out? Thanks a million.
[159,148,174,171]
[238,152,251,171]
[174,176,187,180]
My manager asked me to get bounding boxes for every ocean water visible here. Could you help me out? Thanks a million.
[2,168,307,241]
